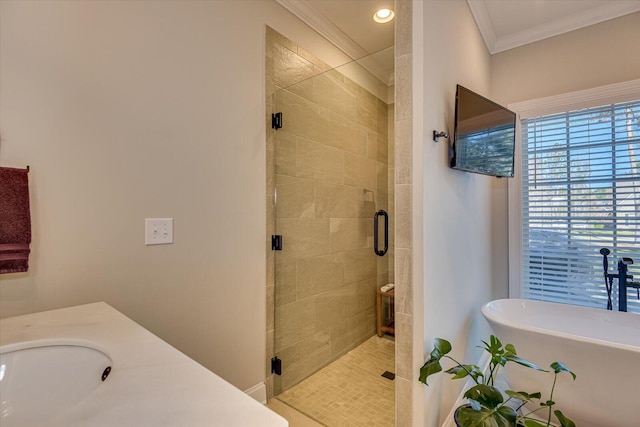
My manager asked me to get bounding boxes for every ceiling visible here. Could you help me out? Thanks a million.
[277,0,640,84]
[467,0,640,53]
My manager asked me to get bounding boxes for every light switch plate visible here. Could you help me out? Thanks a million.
[145,218,173,245]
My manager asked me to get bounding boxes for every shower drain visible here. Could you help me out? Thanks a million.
[381,371,395,380]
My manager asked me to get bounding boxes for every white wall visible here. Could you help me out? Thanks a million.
[491,12,640,106]
[416,1,495,424]
[0,0,347,392]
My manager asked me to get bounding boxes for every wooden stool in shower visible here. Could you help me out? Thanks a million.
[376,289,395,337]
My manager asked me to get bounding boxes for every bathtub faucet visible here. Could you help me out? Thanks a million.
[601,248,640,312]
[617,258,640,312]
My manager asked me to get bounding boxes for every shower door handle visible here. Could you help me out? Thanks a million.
[374,209,388,257]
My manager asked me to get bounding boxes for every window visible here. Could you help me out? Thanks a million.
[509,81,640,313]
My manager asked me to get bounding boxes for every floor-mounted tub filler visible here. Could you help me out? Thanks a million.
[482,299,640,427]
[0,302,288,427]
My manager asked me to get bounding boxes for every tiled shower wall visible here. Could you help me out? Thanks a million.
[393,0,414,425]
[265,27,394,397]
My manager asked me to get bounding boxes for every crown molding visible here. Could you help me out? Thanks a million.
[493,2,640,53]
[466,0,497,54]
[275,0,367,60]
[468,0,640,54]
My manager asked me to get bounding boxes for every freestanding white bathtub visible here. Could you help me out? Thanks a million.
[482,299,640,427]
[0,302,288,427]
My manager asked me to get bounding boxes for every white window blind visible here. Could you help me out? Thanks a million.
[520,100,640,312]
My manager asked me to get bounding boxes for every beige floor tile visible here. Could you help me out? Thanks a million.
[267,399,325,427]
[276,335,395,426]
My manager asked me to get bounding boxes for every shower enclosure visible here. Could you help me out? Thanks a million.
[266,28,395,397]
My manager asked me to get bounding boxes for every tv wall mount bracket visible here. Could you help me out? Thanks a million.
[433,130,449,142]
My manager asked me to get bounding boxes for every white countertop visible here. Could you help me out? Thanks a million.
[0,302,288,427]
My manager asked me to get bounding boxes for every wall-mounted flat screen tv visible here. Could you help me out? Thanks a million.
[451,85,516,178]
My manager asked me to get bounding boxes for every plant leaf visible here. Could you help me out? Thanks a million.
[418,358,441,385]
[491,335,502,349]
[446,364,483,382]
[482,336,510,368]
[496,406,518,423]
[550,361,577,380]
[482,335,503,357]
[433,338,452,357]
[554,410,577,427]
[419,338,452,385]
[458,404,516,427]
[523,420,547,427]
[463,384,503,409]
[505,355,546,372]
[505,390,541,401]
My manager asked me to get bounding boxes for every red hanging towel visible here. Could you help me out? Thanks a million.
[0,166,32,273]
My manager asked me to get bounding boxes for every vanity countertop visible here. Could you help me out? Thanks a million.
[0,302,288,427]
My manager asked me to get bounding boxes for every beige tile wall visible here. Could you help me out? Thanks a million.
[393,0,414,425]
[265,27,395,397]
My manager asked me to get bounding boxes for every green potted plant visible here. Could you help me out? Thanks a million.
[419,335,576,427]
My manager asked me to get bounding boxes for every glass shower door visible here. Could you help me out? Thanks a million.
[271,47,394,396]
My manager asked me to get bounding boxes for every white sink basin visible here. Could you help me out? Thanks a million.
[0,303,288,427]
[0,344,112,426]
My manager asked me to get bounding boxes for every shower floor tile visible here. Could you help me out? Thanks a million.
[274,335,395,426]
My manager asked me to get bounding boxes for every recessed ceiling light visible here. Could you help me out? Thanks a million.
[373,8,394,24]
